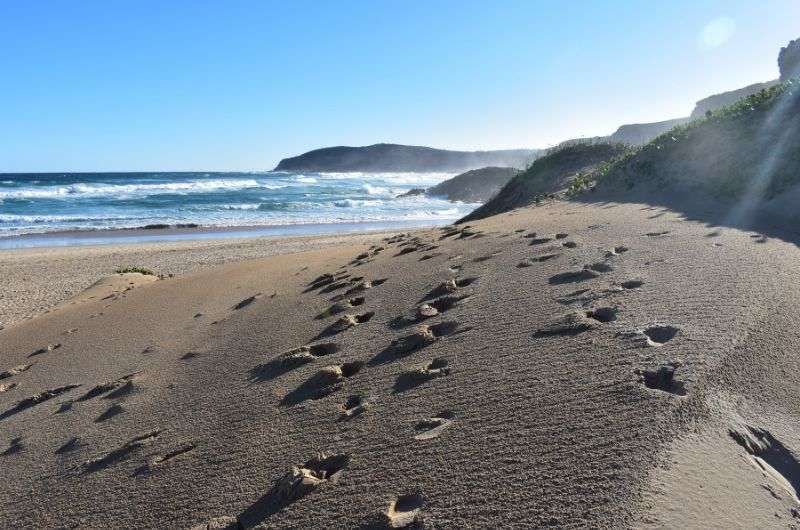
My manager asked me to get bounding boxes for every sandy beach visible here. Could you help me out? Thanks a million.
[3,198,800,528]
[0,230,396,330]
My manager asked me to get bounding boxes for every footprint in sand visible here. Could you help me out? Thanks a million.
[586,262,614,273]
[642,324,679,346]
[424,277,478,300]
[343,278,387,297]
[372,321,462,365]
[425,295,470,316]
[395,246,421,257]
[528,237,553,245]
[645,231,670,237]
[307,272,351,293]
[637,361,685,395]
[250,343,340,382]
[562,241,578,249]
[0,384,81,422]
[317,312,375,338]
[620,280,644,289]
[339,394,371,418]
[473,252,501,263]
[317,297,366,319]
[55,436,81,455]
[0,363,33,380]
[273,452,350,501]
[56,401,74,414]
[585,306,618,323]
[307,272,346,289]
[414,412,455,440]
[390,295,470,329]
[232,293,262,310]
[381,493,425,528]
[319,279,355,295]
[277,343,339,368]
[604,246,629,258]
[328,278,386,302]
[134,442,196,477]
[28,343,61,357]
[82,430,161,473]
[95,403,125,423]
[533,311,599,338]
[78,372,139,402]
[394,358,450,392]
[104,379,138,400]
[281,361,365,405]
[518,254,560,267]
[548,269,600,285]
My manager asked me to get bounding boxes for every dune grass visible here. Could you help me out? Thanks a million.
[115,266,155,276]
[596,80,800,200]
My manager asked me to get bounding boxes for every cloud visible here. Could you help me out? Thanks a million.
[699,16,736,50]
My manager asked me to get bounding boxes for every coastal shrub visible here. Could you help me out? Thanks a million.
[461,142,628,221]
[115,266,155,276]
[595,80,800,201]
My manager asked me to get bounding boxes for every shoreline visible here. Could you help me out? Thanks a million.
[0,218,451,250]
[0,227,407,330]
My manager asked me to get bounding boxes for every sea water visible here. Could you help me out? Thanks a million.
[0,171,479,246]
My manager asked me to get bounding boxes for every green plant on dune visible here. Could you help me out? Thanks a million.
[596,80,800,201]
[461,141,629,221]
[115,266,155,276]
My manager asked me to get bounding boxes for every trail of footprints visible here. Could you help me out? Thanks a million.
[0,345,199,481]
[214,228,478,527]
[1,222,686,527]
[206,223,688,526]
[526,225,685,398]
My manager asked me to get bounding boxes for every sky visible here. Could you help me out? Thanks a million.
[0,1,798,172]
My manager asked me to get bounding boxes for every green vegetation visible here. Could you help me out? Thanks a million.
[115,266,155,276]
[461,142,628,221]
[596,80,800,200]
[462,79,800,223]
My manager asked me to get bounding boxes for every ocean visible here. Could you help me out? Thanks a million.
[0,171,478,245]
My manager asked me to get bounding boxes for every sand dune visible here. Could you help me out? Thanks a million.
[2,200,800,528]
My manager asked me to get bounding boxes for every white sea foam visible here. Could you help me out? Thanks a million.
[0,170,480,237]
[217,203,261,210]
[0,178,261,200]
[294,175,318,184]
[333,199,384,208]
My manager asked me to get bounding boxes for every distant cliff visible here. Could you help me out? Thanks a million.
[554,118,689,150]
[425,167,519,203]
[607,118,689,144]
[274,144,538,173]
[779,38,800,80]
[553,84,778,150]
[689,81,778,119]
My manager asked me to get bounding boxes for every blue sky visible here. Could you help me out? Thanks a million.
[1,1,798,172]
